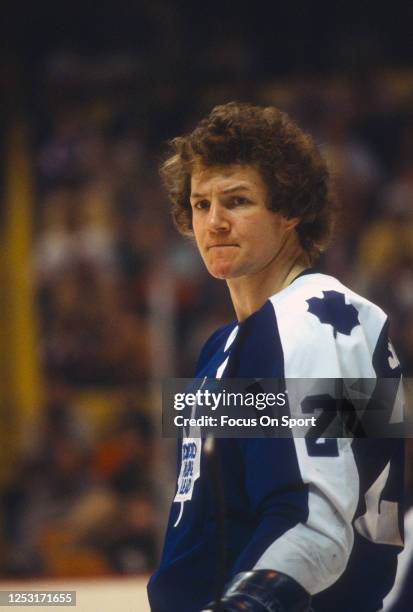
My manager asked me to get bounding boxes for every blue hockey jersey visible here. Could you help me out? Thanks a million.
[148,272,404,612]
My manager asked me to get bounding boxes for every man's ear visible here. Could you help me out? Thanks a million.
[283,216,300,231]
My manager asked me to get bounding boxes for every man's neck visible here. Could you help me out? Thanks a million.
[227,242,310,322]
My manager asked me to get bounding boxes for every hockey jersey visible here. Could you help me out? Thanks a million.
[148,271,404,612]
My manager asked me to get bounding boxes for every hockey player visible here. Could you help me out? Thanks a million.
[147,102,404,612]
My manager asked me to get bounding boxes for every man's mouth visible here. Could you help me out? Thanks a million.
[207,244,238,250]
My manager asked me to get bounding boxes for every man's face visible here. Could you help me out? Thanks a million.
[190,164,294,280]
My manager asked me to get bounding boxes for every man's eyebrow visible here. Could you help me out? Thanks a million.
[222,184,251,194]
[190,184,252,199]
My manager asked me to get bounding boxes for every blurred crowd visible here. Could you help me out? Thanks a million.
[2,380,156,577]
[1,53,413,579]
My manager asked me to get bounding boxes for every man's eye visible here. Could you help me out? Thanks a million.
[194,200,209,210]
[231,196,249,206]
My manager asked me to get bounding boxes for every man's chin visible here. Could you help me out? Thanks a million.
[207,265,233,280]
[207,264,245,280]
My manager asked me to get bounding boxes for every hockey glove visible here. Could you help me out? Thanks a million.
[202,569,311,612]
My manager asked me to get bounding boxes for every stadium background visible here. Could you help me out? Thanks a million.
[0,1,412,610]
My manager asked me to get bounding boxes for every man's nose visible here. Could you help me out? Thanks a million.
[207,201,229,232]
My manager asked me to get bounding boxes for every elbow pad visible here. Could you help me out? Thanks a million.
[202,570,311,612]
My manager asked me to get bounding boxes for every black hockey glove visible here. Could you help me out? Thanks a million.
[201,569,311,612]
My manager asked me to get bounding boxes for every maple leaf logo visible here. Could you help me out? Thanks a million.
[306,290,360,337]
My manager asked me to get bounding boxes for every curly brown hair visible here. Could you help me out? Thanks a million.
[160,102,336,263]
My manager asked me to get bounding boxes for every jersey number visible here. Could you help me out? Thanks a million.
[302,394,339,457]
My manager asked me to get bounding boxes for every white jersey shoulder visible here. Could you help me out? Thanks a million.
[269,272,386,378]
